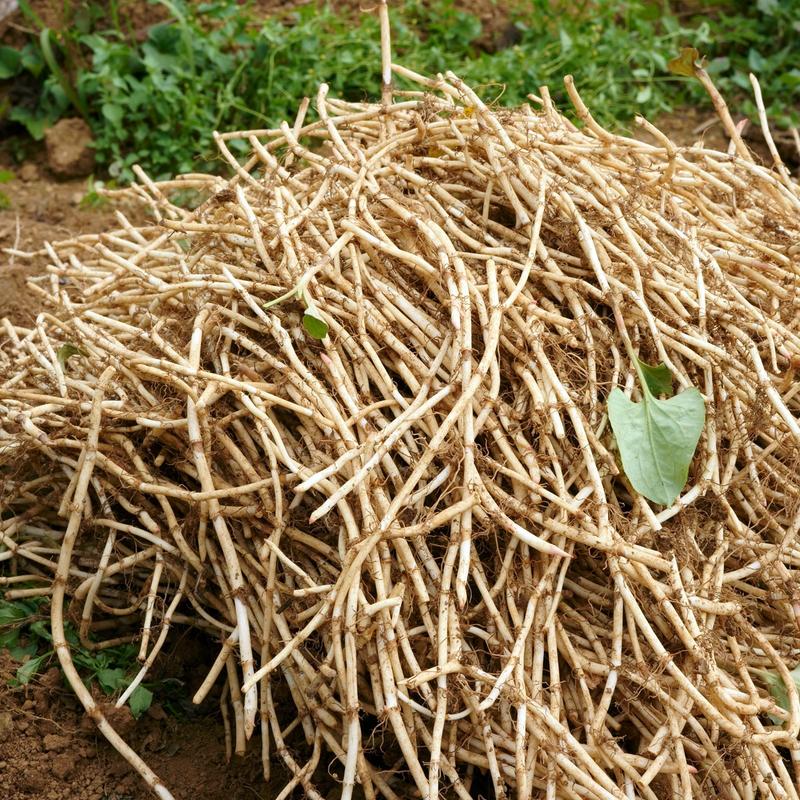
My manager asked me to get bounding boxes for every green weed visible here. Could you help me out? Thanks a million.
[0,169,13,208]
[0,0,797,180]
[0,591,159,719]
[686,0,800,130]
[79,175,110,208]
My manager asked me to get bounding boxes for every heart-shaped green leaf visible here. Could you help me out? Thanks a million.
[608,373,705,506]
[56,343,87,371]
[763,665,800,724]
[637,359,673,397]
[302,310,329,340]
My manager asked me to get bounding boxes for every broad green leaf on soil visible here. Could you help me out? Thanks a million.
[129,685,153,719]
[0,602,29,626]
[9,641,38,661]
[636,359,673,397]
[302,310,329,340]
[0,46,21,79]
[15,653,49,685]
[0,170,14,184]
[8,106,51,141]
[95,667,126,694]
[29,620,52,642]
[764,664,800,723]
[56,343,87,371]
[667,47,701,77]
[748,48,766,72]
[20,43,44,78]
[608,375,705,506]
[101,102,124,126]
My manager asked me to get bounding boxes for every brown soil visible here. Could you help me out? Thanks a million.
[634,105,730,150]
[632,106,796,171]
[0,641,269,800]
[0,165,121,323]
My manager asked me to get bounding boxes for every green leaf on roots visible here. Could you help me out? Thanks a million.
[302,310,329,340]
[636,358,673,397]
[56,343,87,371]
[0,629,20,649]
[28,620,52,642]
[0,602,30,626]
[763,664,800,724]
[129,685,153,719]
[95,667,126,693]
[667,47,703,78]
[15,653,49,685]
[608,366,705,506]
[9,641,38,661]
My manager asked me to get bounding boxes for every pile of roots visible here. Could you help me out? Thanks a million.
[2,28,800,800]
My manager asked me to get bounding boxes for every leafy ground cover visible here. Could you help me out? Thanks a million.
[0,590,171,717]
[0,0,797,180]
